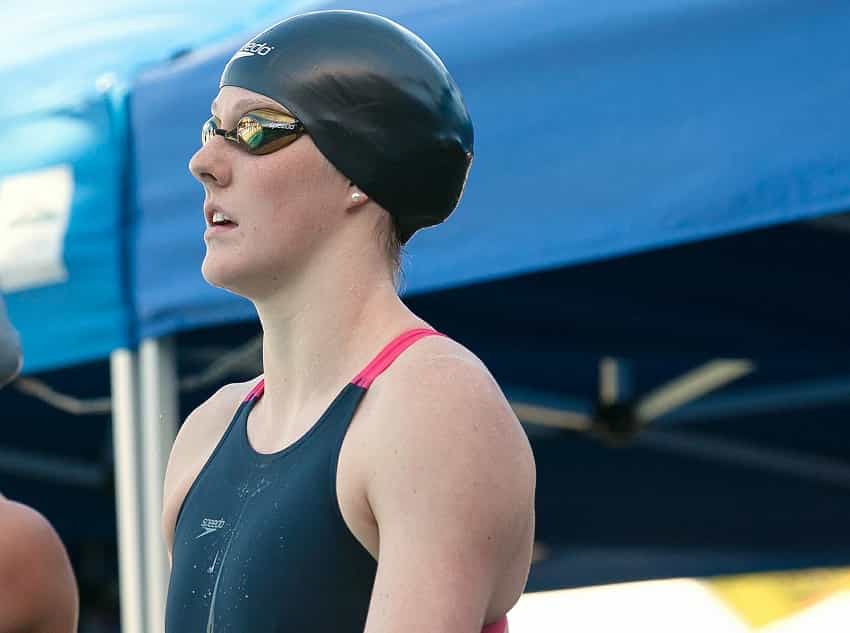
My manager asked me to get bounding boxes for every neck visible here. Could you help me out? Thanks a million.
[251,240,427,426]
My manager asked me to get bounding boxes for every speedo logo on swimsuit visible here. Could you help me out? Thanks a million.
[231,41,275,60]
[196,518,226,538]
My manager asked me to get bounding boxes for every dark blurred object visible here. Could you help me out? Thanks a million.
[0,293,22,387]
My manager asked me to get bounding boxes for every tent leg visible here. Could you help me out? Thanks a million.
[110,349,146,633]
[139,336,179,632]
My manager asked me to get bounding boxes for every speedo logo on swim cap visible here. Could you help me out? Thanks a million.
[231,41,275,60]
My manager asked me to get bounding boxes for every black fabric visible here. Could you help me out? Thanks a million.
[220,10,474,243]
[165,383,377,632]
[0,294,21,387]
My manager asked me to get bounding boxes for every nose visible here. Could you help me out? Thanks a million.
[188,137,232,188]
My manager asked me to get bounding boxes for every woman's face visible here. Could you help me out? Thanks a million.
[189,86,350,298]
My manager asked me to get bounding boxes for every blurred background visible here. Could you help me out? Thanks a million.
[1,0,849,631]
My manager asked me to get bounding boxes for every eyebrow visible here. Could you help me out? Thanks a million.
[211,96,290,119]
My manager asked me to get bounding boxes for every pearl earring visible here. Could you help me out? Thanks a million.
[351,192,363,202]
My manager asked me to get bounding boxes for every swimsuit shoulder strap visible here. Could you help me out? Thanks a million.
[352,327,445,389]
[242,378,266,403]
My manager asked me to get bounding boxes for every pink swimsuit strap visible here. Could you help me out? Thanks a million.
[351,327,446,388]
[482,615,508,633]
[243,378,265,402]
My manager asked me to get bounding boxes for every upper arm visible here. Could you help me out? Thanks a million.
[161,381,252,562]
[0,501,79,633]
[363,354,536,633]
[161,402,206,561]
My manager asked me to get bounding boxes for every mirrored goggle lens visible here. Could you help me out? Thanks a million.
[201,117,221,145]
[236,109,301,155]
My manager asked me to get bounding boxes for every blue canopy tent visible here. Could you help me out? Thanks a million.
[0,86,129,374]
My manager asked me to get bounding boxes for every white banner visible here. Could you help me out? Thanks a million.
[0,165,73,292]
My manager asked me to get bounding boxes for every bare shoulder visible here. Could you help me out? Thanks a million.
[359,334,536,618]
[0,499,78,632]
[367,331,535,485]
[0,498,62,570]
[367,334,532,459]
[167,377,260,468]
[162,377,262,554]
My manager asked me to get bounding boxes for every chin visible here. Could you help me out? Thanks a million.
[201,253,286,299]
[201,256,253,296]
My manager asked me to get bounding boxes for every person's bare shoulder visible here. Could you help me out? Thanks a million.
[0,498,79,633]
[162,377,262,557]
[361,335,536,624]
[366,335,532,476]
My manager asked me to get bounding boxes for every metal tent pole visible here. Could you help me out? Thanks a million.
[110,349,146,633]
[139,336,179,633]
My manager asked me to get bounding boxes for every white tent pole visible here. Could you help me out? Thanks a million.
[140,336,179,633]
[110,349,146,633]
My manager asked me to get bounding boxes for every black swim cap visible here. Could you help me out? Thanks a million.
[220,10,474,243]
